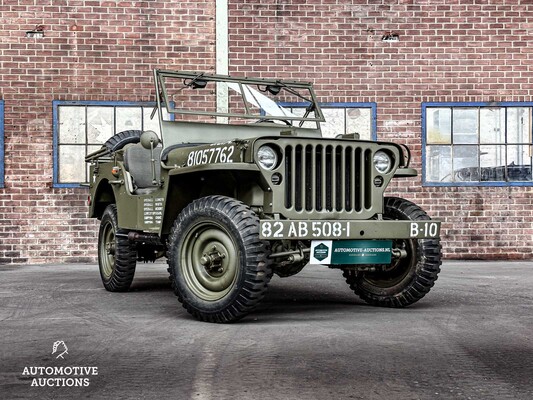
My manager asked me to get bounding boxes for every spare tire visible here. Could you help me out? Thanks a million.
[104,130,142,152]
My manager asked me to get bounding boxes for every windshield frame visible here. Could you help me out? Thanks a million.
[154,69,325,126]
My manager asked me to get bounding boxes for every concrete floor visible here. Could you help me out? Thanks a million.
[1,261,532,399]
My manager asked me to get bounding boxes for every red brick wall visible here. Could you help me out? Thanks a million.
[228,0,533,260]
[1,0,532,263]
[0,0,215,263]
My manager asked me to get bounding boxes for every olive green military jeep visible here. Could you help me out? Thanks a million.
[86,69,442,323]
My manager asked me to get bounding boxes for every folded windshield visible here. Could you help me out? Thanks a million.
[156,70,325,127]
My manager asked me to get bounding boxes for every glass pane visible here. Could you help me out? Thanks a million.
[87,145,101,155]
[480,108,505,144]
[453,108,478,144]
[346,108,372,140]
[143,107,161,136]
[116,107,142,133]
[86,145,101,182]
[321,108,345,138]
[507,108,531,144]
[426,145,452,182]
[59,106,86,144]
[480,145,505,181]
[453,145,479,181]
[507,145,532,181]
[87,107,114,144]
[59,145,86,183]
[426,108,451,144]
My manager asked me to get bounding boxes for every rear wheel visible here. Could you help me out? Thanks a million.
[342,197,441,307]
[98,205,137,291]
[167,196,272,323]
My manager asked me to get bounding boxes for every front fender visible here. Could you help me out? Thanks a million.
[160,168,268,235]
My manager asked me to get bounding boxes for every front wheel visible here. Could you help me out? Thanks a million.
[342,197,442,307]
[167,196,272,323]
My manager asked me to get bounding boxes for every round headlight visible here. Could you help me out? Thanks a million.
[373,151,392,174]
[257,145,278,170]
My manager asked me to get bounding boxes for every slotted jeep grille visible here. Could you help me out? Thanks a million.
[284,143,373,213]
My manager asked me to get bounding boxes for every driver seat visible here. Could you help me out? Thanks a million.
[123,143,162,195]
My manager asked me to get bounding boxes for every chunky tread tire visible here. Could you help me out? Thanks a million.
[343,197,441,308]
[98,205,137,291]
[104,130,142,152]
[167,195,272,323]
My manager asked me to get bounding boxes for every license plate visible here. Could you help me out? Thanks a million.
[310,240,392,265]
[259,220,440,240]
[260,220,351,239]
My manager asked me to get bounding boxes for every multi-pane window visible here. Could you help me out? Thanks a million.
[0,100,4,188]
[282,102,377,140]
[53,101,166,187]
[423,103,533,185]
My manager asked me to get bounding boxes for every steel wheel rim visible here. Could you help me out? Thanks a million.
[100,221,116,279]
[180,221,238,301]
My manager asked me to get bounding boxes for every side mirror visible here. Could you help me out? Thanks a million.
[266,85,281,95]
[140,130,160,149]
[191,79,208,89]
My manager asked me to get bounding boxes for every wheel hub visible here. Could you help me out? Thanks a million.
[180,223,238,301]
[200,245,226,274]
[105,241,116,256]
